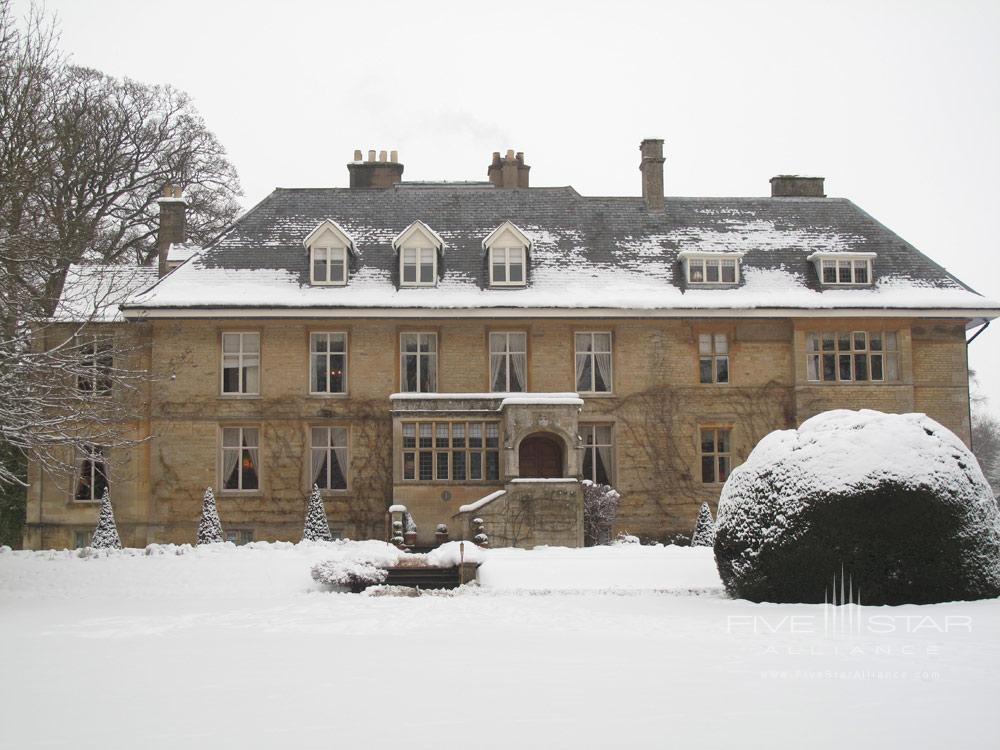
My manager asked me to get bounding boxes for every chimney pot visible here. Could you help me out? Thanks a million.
[506,149,515,160]
[639,138,665,211]
[390,150,398,162]
[348,149,404,188]
[354,149,363,161]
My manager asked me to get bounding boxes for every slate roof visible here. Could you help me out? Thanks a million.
[118,184,998,318]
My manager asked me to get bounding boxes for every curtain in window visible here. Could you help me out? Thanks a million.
[422,352,437,391]
[594,351,612,391]
[490,351,505,391]
[596,443,612,484]
[575,352,590,391]
[223,446,239,488]
[332,445,348,488]
[511,351,527,391]
[312,448,327,486]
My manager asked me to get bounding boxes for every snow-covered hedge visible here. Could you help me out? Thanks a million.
[715,409,1000,605]
[310,559,388,592]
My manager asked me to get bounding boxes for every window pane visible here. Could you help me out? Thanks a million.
[470,452,482,480]
[583,448,594,483]
[486,423,499,449]
[329,353,345,392]
[594,426,612,444]
[509,260,523,283]
[886,353,900,381]
[242,334,259,353]
[822,262,837,283]
[469,423,482,449]
[452,452,466,480]
[871,354,884,381]
[436,452,449,480]
[403,424,416,449]
[698,333,711,355]
[699,358,713,384]
[854,354,868,381]
[403,263,416,283]
[223,451,240,489]
[223,366,241,393]
[452,423,465,448]
[721,260,736,283]
[885,332,898,351]
[717,430,730,453]
[436,424,449,448]
[312,354,327,392]
[509,353,526,391]
[823,354,836,381]
[493,261,506,283]
[839,354,852,381]
[853,261,868,284]
[419,452,433,480]
[838,333,851,351]
[420,260,434,283]
[870,333,882,351]
[242,429,259,448]
[486,452,499,480]
[313,249,327,282]
[243,364,259,394]
[330,258,345,283]
[419,424,432,448]
[701,456,715,483]
[714,334,728,354]
[718,456,731,482]
[222,333,241,353]
[838,263,851,283]
[490,333,506,353]
[822,334,835,352]
[313,449,328,489]
[403,453,415,480]
[853,332,866,350]
[575,333,592,352]
[807,334,819,352]
[701,430,715,454]
[807,354,819,381]
[706,262,720,282]
[716,356,729,384]
[222,428,240,447]
[576,355,592,392]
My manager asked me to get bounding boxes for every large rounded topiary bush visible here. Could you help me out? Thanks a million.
[714,409,1000,605]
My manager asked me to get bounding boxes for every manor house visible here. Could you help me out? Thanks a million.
[23,140,999,549]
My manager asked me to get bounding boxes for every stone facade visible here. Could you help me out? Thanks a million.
[23,313,973,550]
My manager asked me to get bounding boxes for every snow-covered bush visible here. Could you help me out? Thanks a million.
[612,532,640,545]
[690,503,715,547]
[90,488,122,549]
[471,517,489,548]
[197,487,224,545]
[302,485,333,542]
[311,558,389,592]
[582,480,620,546]
[715,409,1000,605]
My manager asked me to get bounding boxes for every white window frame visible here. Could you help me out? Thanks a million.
[310,246,348,286]
[221,332,260,396]
[76,335,113,396]
[489,331,527,392]
[680,253,742,285]
[700,427,732,484]
[698,333,730,384]
[310,425,349,491]
[400,246,437,287]
[805,330,900,383]
[807,252,876,286]
[489,246,526,287]
[575,331,613,394]
[401,420,501,482]
[220,426,260,493]
[309,332,348,395]
[74,444,108,502]
[400,332,438,393]
[580,423,614,485]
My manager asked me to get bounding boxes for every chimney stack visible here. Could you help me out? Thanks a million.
[156,184,187,277]
[488,150,530,188]
[769,175,825,197]
[348,148,404,188]
[639,139,665,211]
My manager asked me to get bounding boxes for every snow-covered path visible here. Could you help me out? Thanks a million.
[1,543,997,749]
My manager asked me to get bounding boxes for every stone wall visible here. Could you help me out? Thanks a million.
[24,315,977,549]
[457,480,584,549]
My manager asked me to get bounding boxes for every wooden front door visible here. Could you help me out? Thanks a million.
[518,435,563,478]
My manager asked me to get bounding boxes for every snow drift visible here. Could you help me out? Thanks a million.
[715,409,1000,604]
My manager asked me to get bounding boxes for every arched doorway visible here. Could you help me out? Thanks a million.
[518,434,564,479]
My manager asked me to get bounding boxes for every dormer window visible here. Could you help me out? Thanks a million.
[303,220,355,287]
[402,248,436,285]
[678,251,743,285]
[490,247,524,285]
[808,252,876,286]
[312,246,347,285]
[393,221,444,288]
[483,221,531,288]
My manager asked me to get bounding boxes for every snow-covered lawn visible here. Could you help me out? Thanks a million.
[1,542,998,749]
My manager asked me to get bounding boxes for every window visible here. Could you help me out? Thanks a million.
[580,424,613,485]
[311,246,348,285]
[686,256,739,284]
[401,247,436,286]
[699,333,729,384]
[400,333,437,392]
[77,336,112,395]
[75,445,108,501]
[221,427,259,491]
[700,428,731,484]
[73,530,92,549]
[489,332,527,392]
[310,333,347,394]
[311,426,348,490]
[224,529,255,545]
[806,331,900,383]
[402,420,500,482]
[490,247,525,286]
[820,258,872,285]
[221,332,260,395]
[575,332,613,393]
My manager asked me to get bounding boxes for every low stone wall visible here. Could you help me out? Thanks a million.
[456,480,583,548]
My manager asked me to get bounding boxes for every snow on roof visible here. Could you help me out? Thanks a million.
[167,243,202,263]
[53,264,158,323]
[104,187,997,318]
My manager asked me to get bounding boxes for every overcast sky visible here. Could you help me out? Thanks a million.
[17,0,1000,411]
